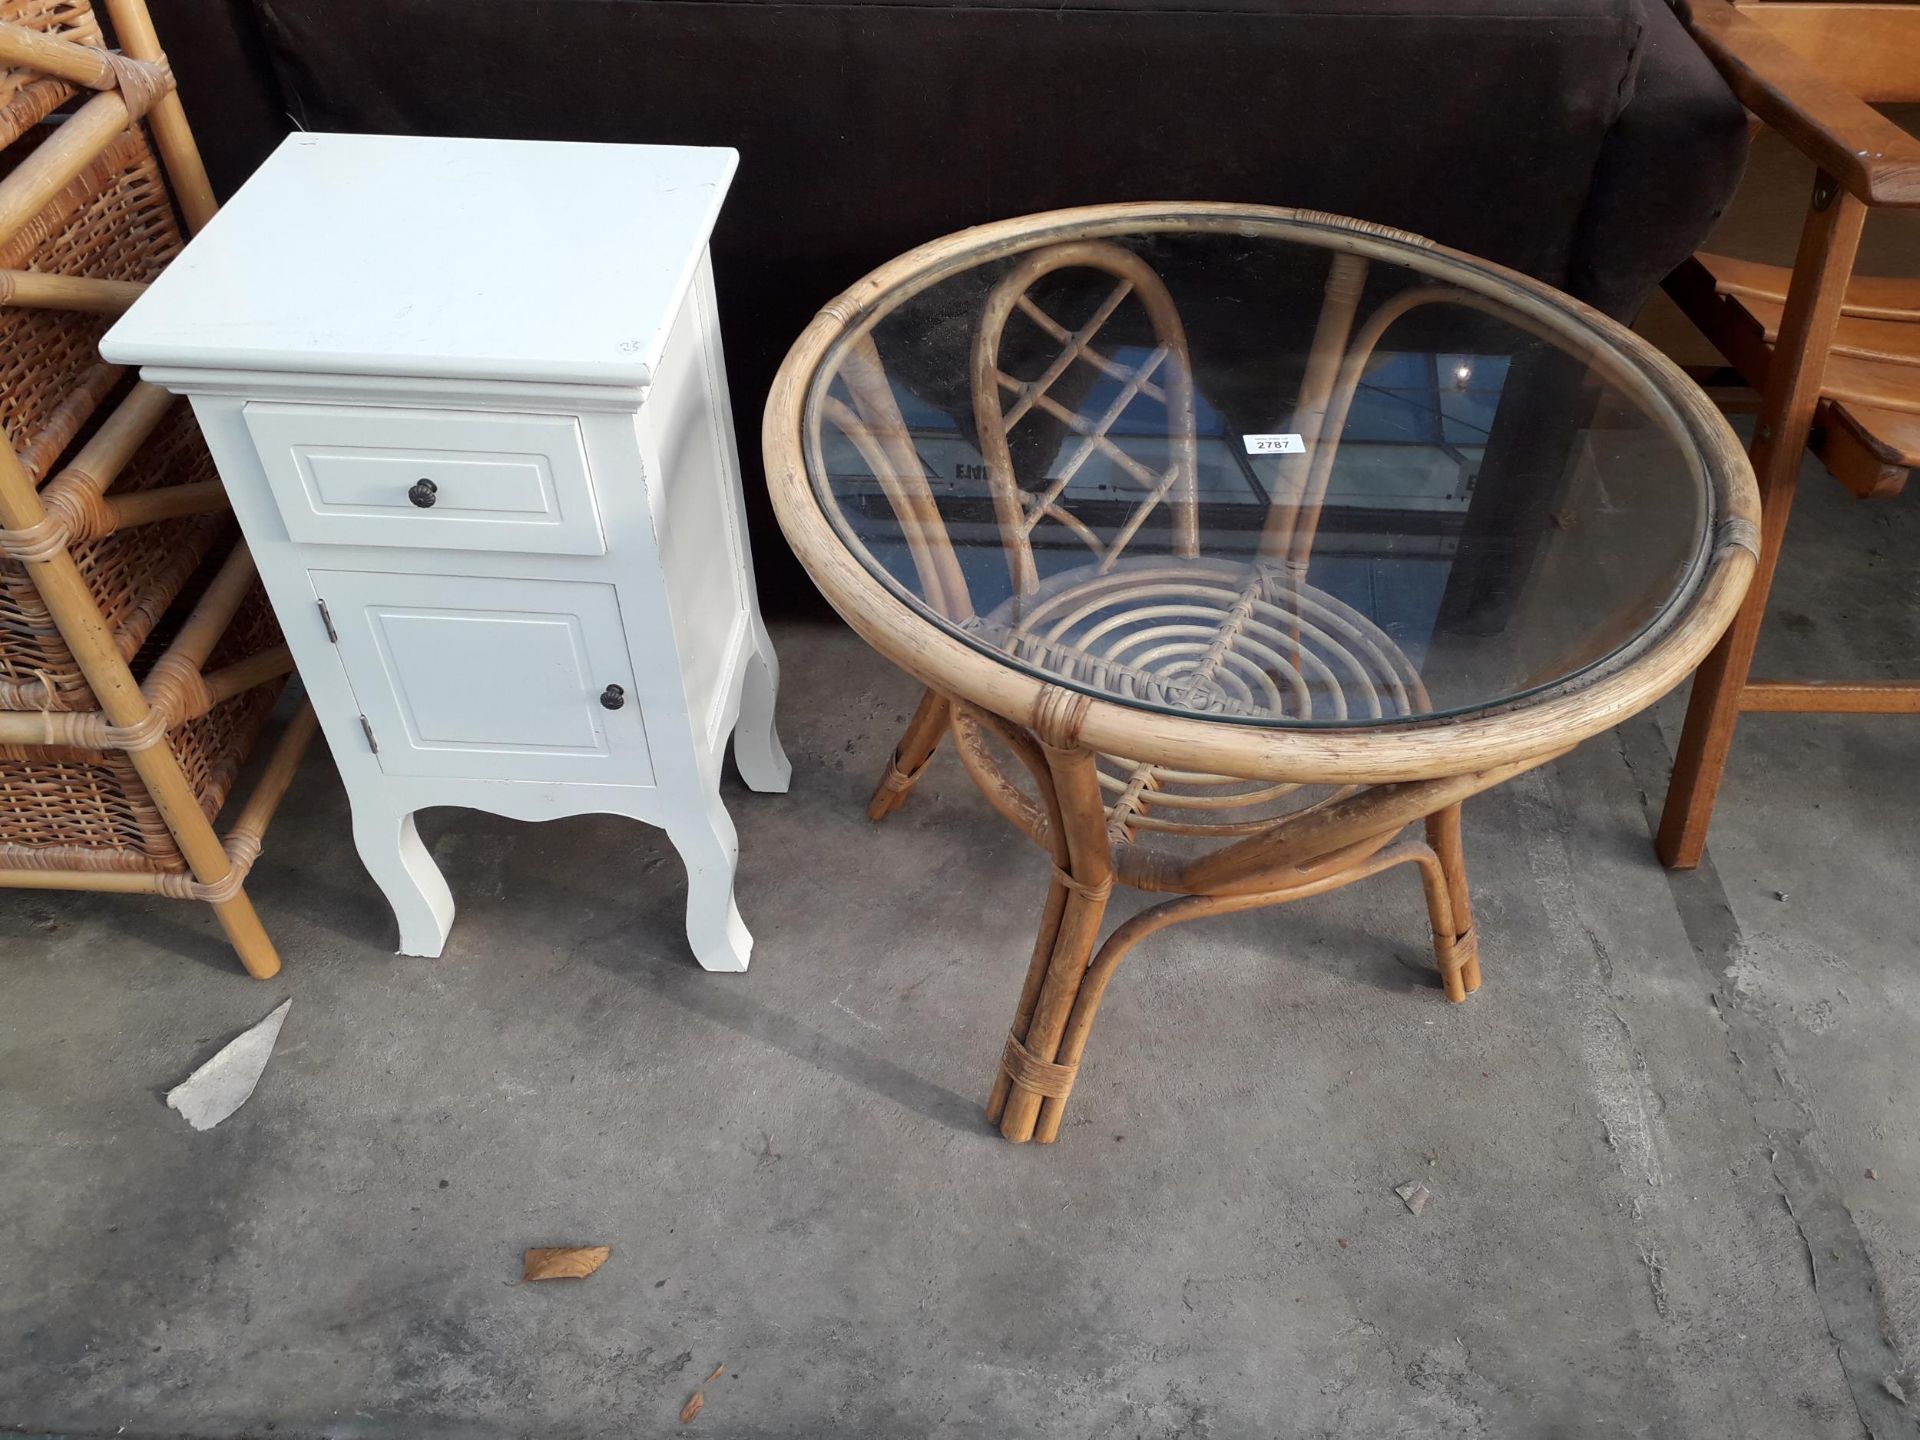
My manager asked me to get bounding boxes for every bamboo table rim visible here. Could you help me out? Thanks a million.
[767,203,1760,787]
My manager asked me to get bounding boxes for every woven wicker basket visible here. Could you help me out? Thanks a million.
[0,125,216,709]
[0,583,283,871]
[0,130,182,471]
[0,404,227,706]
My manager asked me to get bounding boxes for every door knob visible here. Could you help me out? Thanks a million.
[408,478,438,508]
[600,684,626,710]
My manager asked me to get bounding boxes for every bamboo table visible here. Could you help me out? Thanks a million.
[763,204,1759,1144]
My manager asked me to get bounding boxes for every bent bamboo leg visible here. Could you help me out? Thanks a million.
[867,687,951,820]
[984,875,1071,1126]
[1409,847,1472,1003]
[976,702,1076,1126]
[1424,803,1478,995]
[992,743,1113,1143]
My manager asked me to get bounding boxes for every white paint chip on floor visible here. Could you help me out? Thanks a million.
[165,999,291,1131]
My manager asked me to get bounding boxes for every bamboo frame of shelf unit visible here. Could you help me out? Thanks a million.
[765,203,1760,1142]
[97,0,215,231]
[0,5,215,236]
[0,0,313,976]
[0,442,303,977]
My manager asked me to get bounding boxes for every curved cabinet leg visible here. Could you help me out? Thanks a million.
[351,805,454,957]
[732,634,791,794]
[668,797,752,972]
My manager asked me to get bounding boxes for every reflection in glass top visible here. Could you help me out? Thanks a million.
[801,222,1713,728]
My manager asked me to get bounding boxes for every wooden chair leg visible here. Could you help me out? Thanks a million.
[1655,483,1796,869]
[1423,803,1478,997]
[867,687,950,820]
[1657,178,1866,869]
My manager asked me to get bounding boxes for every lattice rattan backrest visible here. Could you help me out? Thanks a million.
[971,240,1200,598]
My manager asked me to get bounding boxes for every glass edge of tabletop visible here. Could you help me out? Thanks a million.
[789,206,1742,734]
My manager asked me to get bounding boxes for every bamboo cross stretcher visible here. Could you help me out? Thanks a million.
[0,0,315,978]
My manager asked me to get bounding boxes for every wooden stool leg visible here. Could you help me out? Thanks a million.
[1424,803,1478,994]
[867,688,950,820]
[1657,177,1866,869]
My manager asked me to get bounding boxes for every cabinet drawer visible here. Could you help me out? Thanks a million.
[245,403,605,555]
[312,570,652,786]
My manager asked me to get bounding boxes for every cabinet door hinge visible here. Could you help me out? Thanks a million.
[358,714,379,754]
[317,598,338,643]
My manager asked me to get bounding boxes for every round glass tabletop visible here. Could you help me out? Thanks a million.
[787,208,1743,731]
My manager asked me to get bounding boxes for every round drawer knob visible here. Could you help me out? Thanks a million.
[600,684,626,711]
[408,478,438,508]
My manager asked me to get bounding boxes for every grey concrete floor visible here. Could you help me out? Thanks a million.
[3,453,1919,1439]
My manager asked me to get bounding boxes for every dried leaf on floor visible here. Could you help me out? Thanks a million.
[522,1245,611,1281]
[680,1391,705,1423]
[705,1364,726,1383]
[166,999,291,1131]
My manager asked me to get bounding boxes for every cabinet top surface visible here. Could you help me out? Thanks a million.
[102,133,736,390]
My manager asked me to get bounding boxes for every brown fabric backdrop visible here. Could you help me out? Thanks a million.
[147,0,1745,609]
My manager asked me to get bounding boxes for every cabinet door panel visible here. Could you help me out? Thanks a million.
[312,571,653,785]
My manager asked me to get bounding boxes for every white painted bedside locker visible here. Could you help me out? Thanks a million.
[102,134,790,971]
